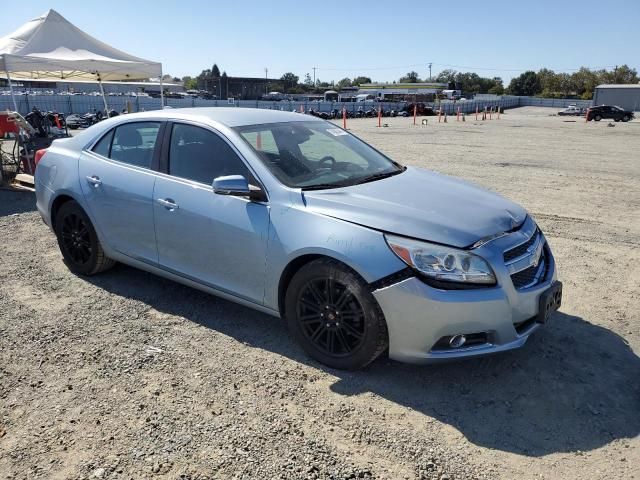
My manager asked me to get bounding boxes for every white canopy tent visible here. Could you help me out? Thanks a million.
[0,9,163,112]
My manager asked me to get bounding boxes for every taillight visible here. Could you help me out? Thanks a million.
[34,149,48,168]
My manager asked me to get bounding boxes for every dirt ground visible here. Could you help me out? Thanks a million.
[1,106,638,480]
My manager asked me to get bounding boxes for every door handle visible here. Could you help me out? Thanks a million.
[86,175,102,187]
[157,198,179,210]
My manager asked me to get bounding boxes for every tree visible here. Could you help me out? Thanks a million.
[488,77,504,95]
[432,70,503,94]
[537,68,561,95]
[336,77,352,90]
[508,71,541,96]
[182,76,198,90]
[556,72,573,97]
[400,71,420,83]
[303,73,313,87]
[352,76,372,85]
[435,69,457,84]
[570,67,599,99]
[268,81,284,93]
[488,84,504,95]
[602,64,638,84]
[280,72,299,92]
[220,71,228,99]
[212,64,221,78]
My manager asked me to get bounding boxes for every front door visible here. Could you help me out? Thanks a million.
[153,122,270,304]
[79,121,162,263]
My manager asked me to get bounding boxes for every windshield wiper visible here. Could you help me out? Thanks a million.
[353,168,405,185]
[301,182,351,191]
[300,167,406,191]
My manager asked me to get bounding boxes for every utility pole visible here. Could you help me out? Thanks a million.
[428,63,432,82]
[265,67,268,95]
[312,67,317,87]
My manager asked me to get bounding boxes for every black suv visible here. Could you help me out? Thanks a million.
[587,105,634,122]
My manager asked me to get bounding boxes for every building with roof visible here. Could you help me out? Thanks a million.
[357,82,448,101]
[593,84,640,111]
[199,75,279,100]
[0,78,183,94]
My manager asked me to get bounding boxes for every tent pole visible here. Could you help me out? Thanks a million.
[7,71,18,112]
[159,72,165,110]
[97,75,109,115]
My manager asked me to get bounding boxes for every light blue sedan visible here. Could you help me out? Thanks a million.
[34,108,561,369]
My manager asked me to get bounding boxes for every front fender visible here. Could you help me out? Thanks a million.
[264,203,406,311]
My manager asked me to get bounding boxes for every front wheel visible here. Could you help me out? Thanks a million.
[285,259,388,370]
[54,201,115,275]
[622,115,631,122]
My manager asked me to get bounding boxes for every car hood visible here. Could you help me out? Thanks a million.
[302,166,527,248]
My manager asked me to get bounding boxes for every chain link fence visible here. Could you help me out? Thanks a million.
[0,94,590,117]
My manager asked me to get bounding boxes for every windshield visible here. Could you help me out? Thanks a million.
[234,121,404,189]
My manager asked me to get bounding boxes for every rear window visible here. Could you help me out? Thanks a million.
[92,129,114,157]
[110,122,160,169]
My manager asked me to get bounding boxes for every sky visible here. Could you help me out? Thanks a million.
[2,0,639,84]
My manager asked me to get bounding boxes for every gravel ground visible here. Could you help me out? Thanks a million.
[1,106,639,479]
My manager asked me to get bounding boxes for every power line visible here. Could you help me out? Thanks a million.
[432,62,618,72]
[311,62,620,73]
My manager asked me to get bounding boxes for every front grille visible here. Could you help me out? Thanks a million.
[510,247,548,289]
[503,228,539,262]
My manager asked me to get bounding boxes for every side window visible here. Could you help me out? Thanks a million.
[169,123,251,185]
[92,129,114,157]
[110,122,160,169]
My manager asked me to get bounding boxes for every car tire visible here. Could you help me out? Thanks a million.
[54,201,115,276]
[622,115,631,122]
[594,114,602,121]
[285,258,388,370]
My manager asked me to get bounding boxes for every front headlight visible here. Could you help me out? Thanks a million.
[385,234,496,285]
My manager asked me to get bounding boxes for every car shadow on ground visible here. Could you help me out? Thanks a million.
[0,190,36,217]
[85,264,640,457]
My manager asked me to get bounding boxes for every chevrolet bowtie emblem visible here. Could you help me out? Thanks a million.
[529,240,543,268]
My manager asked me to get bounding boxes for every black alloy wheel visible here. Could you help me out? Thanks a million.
[54,201,115,275]
[297,277,366,357]
[285,258,388,370]
[60,212,92,266]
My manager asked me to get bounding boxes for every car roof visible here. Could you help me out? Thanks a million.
[59,108,323,150]
[113,107,313,128]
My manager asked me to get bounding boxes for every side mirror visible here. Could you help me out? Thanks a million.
[213,175,267,202]
[213,175,250,196]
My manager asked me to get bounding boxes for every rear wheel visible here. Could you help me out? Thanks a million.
[285,259,388,370]
[54,201,115,275]
[594,114,602,121]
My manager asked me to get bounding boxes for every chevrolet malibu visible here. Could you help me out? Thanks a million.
[35,108,562,370]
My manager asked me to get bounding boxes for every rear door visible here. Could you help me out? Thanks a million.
[79,121,164,263]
